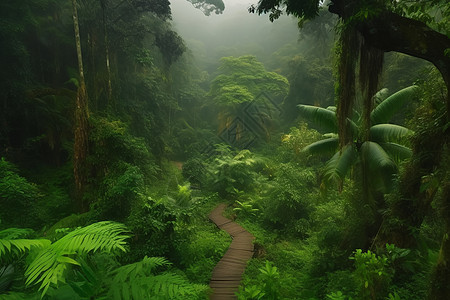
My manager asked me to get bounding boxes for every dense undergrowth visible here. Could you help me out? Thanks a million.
[1,0,449,298]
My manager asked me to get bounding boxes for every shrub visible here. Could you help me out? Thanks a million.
[0,158,41,228]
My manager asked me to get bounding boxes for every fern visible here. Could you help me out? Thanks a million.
[0,228,50,262]
[108,256,209,299]
[24,221,130,297]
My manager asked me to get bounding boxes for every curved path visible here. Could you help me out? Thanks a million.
[208,203,255,299]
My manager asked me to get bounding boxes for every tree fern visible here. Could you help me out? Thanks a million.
[24,221,130,297]
[108,256,208,299]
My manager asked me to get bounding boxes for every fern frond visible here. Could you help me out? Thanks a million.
[0,228,33,240]
[0,228,50,262]
[24,221,130,298]
[109,256,208,299]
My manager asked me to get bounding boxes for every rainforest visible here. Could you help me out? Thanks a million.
[0,0,449,299]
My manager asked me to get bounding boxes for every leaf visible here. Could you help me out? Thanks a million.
[361,142,397,193]
[302,138,339,155]
[24,222,130,298]
[370,86,419,124]
[298,104,338,133]
[379,142,412,162]
[56,256,81,266]
[323,144,357,185]
[370,124,413,144]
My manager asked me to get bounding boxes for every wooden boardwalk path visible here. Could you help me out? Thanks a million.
[209,203,255,299]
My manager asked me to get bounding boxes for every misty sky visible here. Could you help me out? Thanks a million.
[170,0,300,62]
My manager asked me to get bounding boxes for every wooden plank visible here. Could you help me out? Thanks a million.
[209,204,255,300]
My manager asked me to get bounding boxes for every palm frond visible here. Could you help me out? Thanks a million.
[361,141,397,193]
[370,124,413,144]
[302,138,338,155]
[297,105,338,133]
[379,142,412,163]
[323,144,357,185]
[25,221,130,297]
[370,85,418,124]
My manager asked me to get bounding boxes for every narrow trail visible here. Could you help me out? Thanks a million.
[208,203,255,300]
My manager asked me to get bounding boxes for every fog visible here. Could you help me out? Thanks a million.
[170,0,301,69]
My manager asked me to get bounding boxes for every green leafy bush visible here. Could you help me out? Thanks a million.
[350,249,393,300]
[208,147,264,199]
[87,117,158,221]
[0,158,41,228]
[261,163,316,237]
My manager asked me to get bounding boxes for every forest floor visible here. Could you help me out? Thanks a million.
[209,203,255,299]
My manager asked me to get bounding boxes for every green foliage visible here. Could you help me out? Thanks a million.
[238,261,280,300]
[108,256,209,300]
[126,195,179,259]
[350,249,393,300]
[24,221,130,297]
[233,201,259,218]
[87,117,158,221]
[209,148,264,199]
[371,86,419,125]
[0,229,49,264]
[0,159,41,228]
[280,123,323,162]
[298,86,417,192]
[261,163,316,237]
[209,56,289,105]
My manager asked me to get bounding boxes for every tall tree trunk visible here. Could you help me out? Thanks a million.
[101,0,113,109]
[72,0,89,212]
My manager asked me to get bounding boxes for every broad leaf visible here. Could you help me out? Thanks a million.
[298,104,338,133]
[361,141,397,193]
[370,86,418,124]
[370,124,413,144]
[323,144,357,184]
[302,138,338,155]
[379,142,412,162]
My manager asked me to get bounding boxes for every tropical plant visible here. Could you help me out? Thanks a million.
[299,85,418,193]
[0,229,49,263]
[208,56,289,146]
[210,148,264,199]
[233,200,259,217]
[350,249,393,300]
[237,261,280,300]
[107,256,209,299]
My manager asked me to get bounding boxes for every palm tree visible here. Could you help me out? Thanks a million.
[299,85,417,194]
[299,86,417,245]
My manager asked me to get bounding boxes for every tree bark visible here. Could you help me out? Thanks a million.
[72,0,89,212]
[356,11,450,105]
